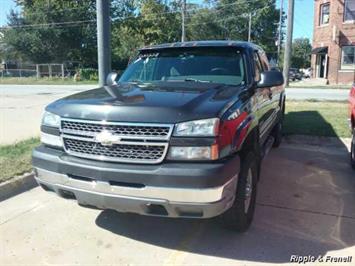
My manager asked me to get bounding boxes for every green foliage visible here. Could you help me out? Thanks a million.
[0,138,40,182]
[1,1,97,65]
[186,0,281,54]
[291,38,312,69]
[1,0,282,70]
[111,0,180,63]
[78,68,98,81]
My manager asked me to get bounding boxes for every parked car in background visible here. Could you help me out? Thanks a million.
[300,68,312,78]
[32,41,285,232]
[349,83,355,169]
[289,68,302,81]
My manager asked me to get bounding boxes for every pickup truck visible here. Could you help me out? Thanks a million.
[349,83,355,169]
[32,41,285,232]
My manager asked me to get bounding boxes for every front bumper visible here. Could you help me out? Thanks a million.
[32,145,240,218]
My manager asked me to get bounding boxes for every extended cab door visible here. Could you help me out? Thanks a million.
[253,51,276,144]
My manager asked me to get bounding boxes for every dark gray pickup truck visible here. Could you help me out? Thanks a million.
[32,41,285,231]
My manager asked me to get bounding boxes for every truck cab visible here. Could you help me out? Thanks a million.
[349,83,355,169]
[32,41,285,232]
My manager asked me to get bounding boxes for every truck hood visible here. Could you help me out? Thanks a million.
[46,81,245,123]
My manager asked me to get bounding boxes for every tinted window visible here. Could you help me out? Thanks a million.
[253,52,263,81]
[119,48,245,86]
[259,52,269,71]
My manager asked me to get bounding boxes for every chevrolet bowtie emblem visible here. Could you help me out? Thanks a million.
[95,130,121,146]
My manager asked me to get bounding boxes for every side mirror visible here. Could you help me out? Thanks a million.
[106,72,118,86]
[257,70,284,88]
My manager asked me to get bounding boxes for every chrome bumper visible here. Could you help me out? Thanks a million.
[34,168,237,218]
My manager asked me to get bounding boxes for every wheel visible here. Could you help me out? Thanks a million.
[272,104,285,148]
[272,120,283,148]
[220,152,258,232]
[351,130,355,170]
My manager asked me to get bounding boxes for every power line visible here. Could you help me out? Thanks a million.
[0,19,96,30]
[0,0,275,31]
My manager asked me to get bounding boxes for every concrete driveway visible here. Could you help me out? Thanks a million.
[1,139,354,265]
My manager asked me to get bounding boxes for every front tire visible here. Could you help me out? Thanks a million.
[272,120,283,148]
[351,130,355,170]
[220,152,258,232]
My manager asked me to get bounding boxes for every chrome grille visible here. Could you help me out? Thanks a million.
[64,138,166,162]
[61,120,171,139]
[60,119,173,164]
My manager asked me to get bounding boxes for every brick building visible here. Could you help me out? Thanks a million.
[311,0,355,84]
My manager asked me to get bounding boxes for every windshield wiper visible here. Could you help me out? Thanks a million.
[184,78,212,83]
[166,78,212,83]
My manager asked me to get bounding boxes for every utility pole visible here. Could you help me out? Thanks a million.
[248,13,252,42]
[277,0,284,62]
[282,0,295,86]
[96,0,111,87]
[181,0,186,42]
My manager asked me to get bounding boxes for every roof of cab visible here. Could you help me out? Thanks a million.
[140,40,263,52]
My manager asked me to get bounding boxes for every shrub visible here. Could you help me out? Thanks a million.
[78,68,98,81]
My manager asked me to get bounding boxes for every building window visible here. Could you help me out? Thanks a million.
[344,0,355,22]
[320,3,330,25]
[341,46,355,70]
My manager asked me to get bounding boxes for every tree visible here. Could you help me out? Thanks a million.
[111,0,180,65]
[187,0,280,54]
[291,38,312,69]
[1,1,97,65]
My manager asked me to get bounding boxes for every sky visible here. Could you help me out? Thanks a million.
[0,0,314,40]
[280,0,314,40]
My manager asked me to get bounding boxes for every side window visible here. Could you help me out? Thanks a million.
[253,52,263,81]
[260,53,270,71]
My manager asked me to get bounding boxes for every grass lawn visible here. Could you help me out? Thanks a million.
[0,77,97,85]
[0,138,40,183]
[284,101,350,138]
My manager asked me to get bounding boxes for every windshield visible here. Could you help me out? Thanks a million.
[119,48,246,86]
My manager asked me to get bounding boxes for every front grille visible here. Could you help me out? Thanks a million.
[64,138,166,162]
[61,120,171,139]
[60,119,173,164]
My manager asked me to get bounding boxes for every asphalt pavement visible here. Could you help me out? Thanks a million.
[1,139,354,265]
[0,85,94,144]
[286,88,350,101]
[0,84,351,144]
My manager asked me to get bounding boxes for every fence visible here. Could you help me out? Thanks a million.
[0,63,75,79]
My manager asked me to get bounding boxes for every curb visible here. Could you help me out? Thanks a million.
[0,172,37,202]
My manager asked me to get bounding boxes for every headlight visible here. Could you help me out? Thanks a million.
[174,118,219,137]
[167,145,218,160]
[42,111,60,128]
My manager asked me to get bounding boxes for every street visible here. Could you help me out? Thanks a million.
[286,88,350,101]
[0,85,94,144]
[1,139,354,265]
[0,85,350,144]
